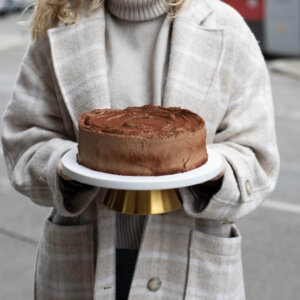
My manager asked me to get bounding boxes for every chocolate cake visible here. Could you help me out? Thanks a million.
[77,105,208,176]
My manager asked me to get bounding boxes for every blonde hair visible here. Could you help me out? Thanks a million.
[30,0,186,40]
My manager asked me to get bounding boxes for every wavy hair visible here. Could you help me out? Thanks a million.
[29,0,186,40]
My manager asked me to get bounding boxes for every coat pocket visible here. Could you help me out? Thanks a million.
[35,217,95,300]
[184,224,245,300]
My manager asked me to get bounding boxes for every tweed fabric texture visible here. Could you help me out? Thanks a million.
[1,0,279,298]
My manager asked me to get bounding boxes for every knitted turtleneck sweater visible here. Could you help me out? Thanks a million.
[104,0,172,249]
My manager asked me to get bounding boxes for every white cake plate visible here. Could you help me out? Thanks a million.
[61,147,223,190]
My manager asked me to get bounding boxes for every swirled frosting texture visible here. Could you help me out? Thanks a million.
[77,105,207,175]
[79,105,205,138]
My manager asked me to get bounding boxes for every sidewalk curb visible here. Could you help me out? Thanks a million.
[268,59,300,80]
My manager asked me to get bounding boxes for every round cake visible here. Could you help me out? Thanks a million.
[77,105,208,176]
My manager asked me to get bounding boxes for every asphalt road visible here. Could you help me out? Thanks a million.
[0,13,299,300]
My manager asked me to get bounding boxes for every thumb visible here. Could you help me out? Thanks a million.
[56,158,73,181]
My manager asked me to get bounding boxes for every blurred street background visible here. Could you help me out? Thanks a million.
[0,1,300,299]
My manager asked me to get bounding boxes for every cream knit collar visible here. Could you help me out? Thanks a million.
[105,0,168,21]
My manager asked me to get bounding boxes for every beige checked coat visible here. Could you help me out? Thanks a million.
[1,0,279,299]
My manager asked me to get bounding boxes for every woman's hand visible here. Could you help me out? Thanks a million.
[56,158,73,181]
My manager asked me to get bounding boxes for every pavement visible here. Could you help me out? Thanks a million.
[269,59,300,80]
[0,12,300,300]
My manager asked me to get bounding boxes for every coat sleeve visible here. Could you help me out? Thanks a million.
[1,38,100,217]
[180,12,280,221]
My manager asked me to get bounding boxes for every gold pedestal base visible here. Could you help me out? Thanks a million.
[104,189,182,215]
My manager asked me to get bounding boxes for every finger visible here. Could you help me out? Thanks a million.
[60,167,73,181]
[60,171,73,181]
[57,158,73,181]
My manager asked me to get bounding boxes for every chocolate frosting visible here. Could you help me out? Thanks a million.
[79,105,204,138]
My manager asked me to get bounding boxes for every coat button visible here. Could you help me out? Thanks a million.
[245,180,252,196]
[147,277,162,292]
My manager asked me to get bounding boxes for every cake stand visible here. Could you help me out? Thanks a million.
[61,148,223,215]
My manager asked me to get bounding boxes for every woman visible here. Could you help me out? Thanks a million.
[1,0,279,299]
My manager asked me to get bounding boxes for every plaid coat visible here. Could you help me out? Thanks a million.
[1,0,279,299]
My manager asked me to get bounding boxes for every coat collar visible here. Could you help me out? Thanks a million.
[47,0,223,139]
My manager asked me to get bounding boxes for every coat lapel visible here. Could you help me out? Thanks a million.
[47,0,223,139]
[47,6,110,138]
[163,0,224,114]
